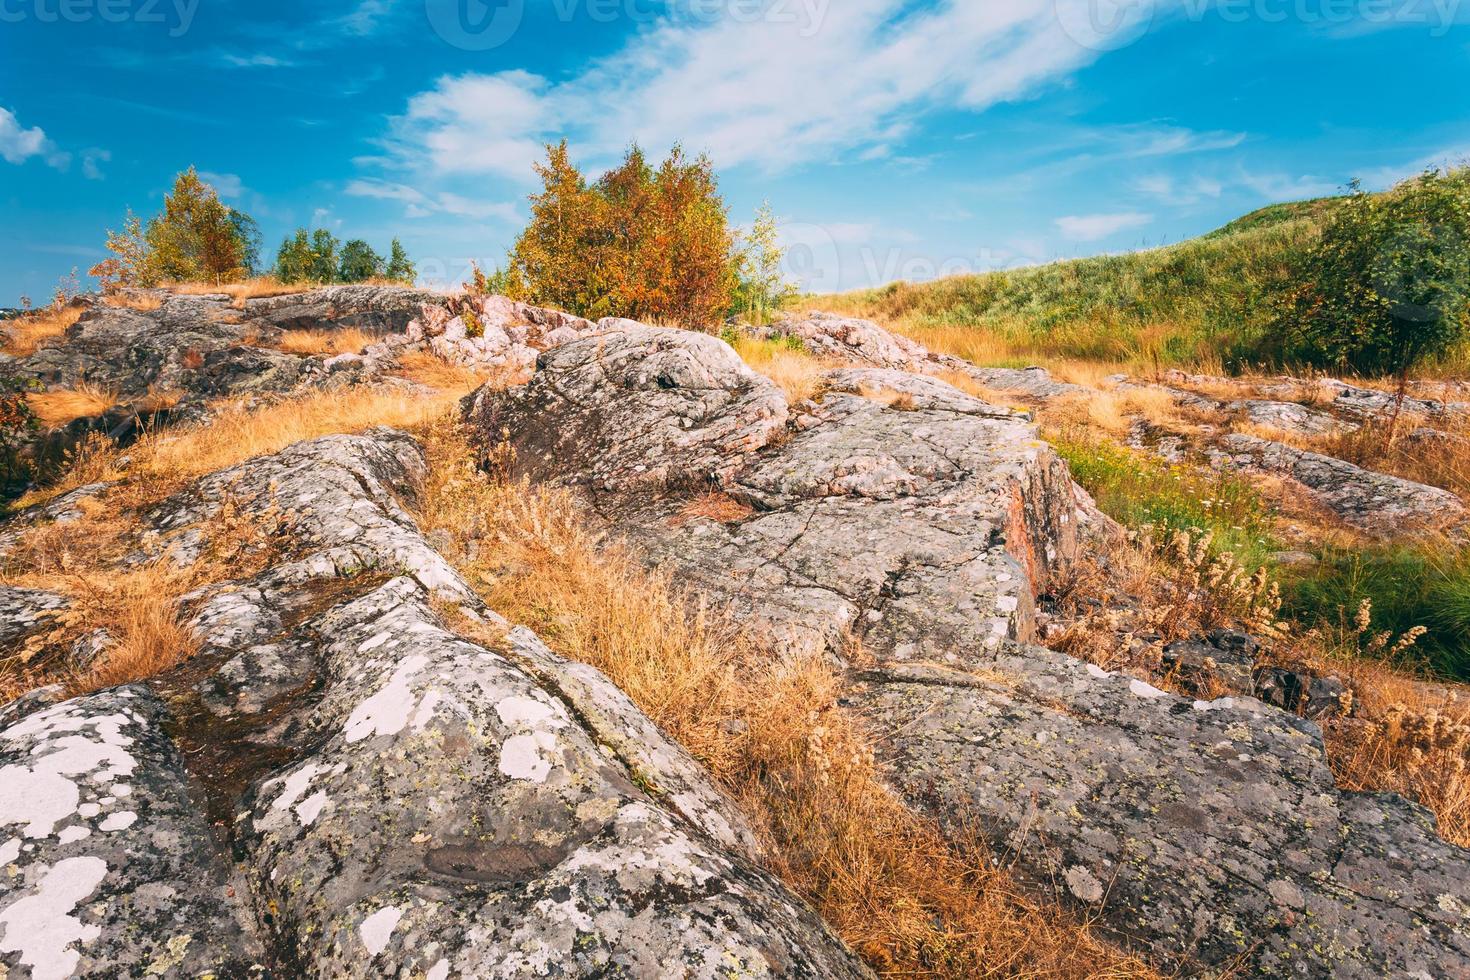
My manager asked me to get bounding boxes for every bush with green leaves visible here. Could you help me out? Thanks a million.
[1280,168,1470,378]
[338,240,385,282]
[275,231,412,285]
[91,167,260,288]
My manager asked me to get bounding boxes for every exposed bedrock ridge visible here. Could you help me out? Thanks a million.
[466,324,1470,977]
[1,429,869,978]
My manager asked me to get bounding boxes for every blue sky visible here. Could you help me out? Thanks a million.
[1,0,1468,305]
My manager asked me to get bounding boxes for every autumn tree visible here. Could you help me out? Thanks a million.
[507,142,739,328]
[89,209,151,291]
[90,169,258,289]
[144,167,247,283]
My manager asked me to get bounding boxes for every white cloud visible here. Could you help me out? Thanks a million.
[1133,172,1225,205]
[376,0,1139,179]
[199,171,244,198]
[219,52,299,69]
[82,149,110,181]
[345,178,520,221]
[1237,170,1343,201]
[1055,211,1152,240]
[0,106,70,170]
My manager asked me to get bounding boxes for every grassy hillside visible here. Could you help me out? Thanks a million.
[813,200,1341,370]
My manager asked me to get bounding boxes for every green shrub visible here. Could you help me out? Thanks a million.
[1278,168,1470,378]
[1286,545,1470,680]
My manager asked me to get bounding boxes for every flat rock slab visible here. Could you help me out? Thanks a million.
[1,687,262,978]
[855,657,1470,977]
[1216,432,1466,537]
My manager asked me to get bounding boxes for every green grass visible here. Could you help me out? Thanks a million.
[1200,196,1345,239]
[1286,545,1470,681]
[815,216,1324,369]
[1052,436,1280,568]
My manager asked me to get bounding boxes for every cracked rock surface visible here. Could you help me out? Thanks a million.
[1214,432,1467,537]
[1,429,867,978]
[468,323,1470,977]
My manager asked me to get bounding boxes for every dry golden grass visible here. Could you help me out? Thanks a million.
[19,383,482,513]
[27,383,121,428]
[671,491,755,525]
[1,304,84,358]
[727,335,831,402]
[392,349,510,391]
[416,419,1157,979]
[275,327,376,357]
[1044,387,1191,441]
[166,277,303,301]
[103,292,164,312]
[0,489,287,703]
[1315,657,1470,847]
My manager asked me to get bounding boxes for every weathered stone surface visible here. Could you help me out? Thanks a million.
[464,324,789,492]
[240,284,447,334]
[1,687,263,978]
[823,367,1023,418]
[1255,665,1352,720]
[0,585,69,653]
[501,625,765,862]
[151,428,472,602]
[1160,629,1257,697]
[473,321,1470,976]
[771,312,931,369]
[1225,398,1354,436]
[854,656,1469,977]
[238,576,863,978]
[1214,432,1467,537]
[3,428,866,977]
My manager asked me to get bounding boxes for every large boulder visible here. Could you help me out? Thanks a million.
[471,321,1470,976]
[765,312,1087,400]
[856,657,1470,977]
[463,324,788,492]
[2,429,869,977]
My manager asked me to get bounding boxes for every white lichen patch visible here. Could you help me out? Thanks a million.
[99,811,137,833]
[295,792,331,826]
[358,904,402,956]
[494,695,568,730]
[1,710,140,840]
[0,837,19,865]
[1064,864,1105,903]
[1129,679,1168,699]
[344,655,430,743]
[498,732,559,783]
[261,763,338,831]
[0,855,107,980]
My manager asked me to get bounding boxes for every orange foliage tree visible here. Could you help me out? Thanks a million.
[508,141,738,328]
